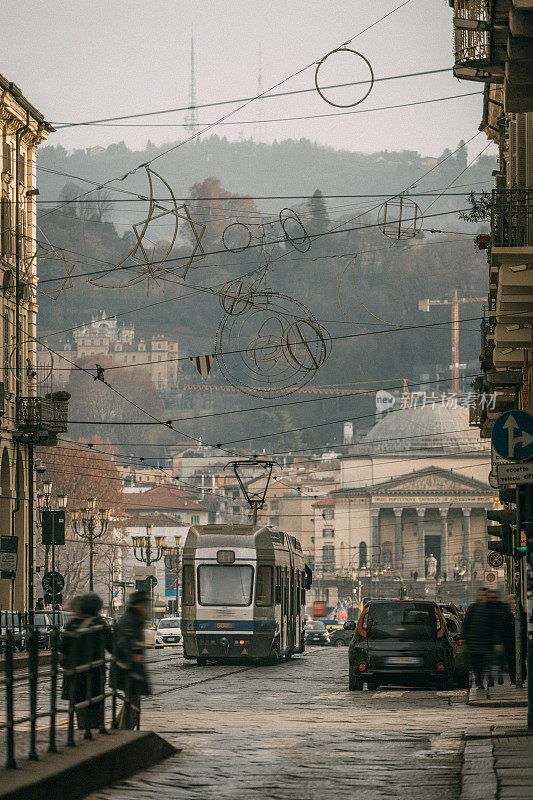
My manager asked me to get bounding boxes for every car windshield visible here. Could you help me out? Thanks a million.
[367,603,436,641]
[158,618,180,629]
[306,621,326,631]
[198,565,254,606]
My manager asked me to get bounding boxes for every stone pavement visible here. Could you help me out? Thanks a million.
[84,648,526,800]
[461,726,533,800]
[468,682,527,709]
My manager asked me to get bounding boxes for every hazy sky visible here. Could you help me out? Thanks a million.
[2,0,493,159]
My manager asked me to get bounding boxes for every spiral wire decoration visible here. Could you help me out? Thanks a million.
[314,48,375,108]
[279,208,312,253]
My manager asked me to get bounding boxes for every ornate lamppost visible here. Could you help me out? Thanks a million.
[36,481,67,613]
[132,526,165,622]
[163,537,181,615]
[72,497,110,591]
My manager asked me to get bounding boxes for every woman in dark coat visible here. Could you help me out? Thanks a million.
[59,593,107,731]
[111,590,151,729]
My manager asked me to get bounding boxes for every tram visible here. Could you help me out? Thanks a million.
[181,524,311,664]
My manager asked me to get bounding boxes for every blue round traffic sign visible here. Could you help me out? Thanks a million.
[492,410,533,461]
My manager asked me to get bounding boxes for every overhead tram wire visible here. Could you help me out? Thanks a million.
[49,91,483,129]
[50,65,451,127]
[37,0,417,220]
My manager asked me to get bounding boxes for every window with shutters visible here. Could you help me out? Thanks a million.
[1,196,13,258]
[2,140,12,176]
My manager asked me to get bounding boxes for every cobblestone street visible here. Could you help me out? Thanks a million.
[86,647,526,800]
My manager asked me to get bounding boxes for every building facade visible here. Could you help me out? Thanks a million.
[0,77,55,610]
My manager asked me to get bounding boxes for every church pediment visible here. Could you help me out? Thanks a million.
[371,467,492,496]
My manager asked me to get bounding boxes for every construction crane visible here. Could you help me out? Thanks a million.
[418,290,485,393]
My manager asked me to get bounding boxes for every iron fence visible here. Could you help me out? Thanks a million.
[0,622,140,770]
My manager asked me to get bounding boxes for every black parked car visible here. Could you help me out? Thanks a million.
[330,626,354,647]
[304,621,331,646]
[345,599,454,690]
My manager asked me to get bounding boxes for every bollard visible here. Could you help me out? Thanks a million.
[5,630,16,769]
[28,629,39,761]
[48,628,59,753]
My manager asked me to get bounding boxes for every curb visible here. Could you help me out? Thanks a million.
[467,687,527,708]
[0,730,177,800]
[460,727,497,800]
[0,652,52,672]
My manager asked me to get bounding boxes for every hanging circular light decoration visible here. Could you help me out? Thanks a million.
[314,48,374,108]
[219,279,254,316]
[279,208,312,253]
[222,222,253,253]
[215,291,330,398]
[377,196,423,240]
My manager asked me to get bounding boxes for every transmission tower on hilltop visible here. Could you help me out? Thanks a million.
[185,27,197,133]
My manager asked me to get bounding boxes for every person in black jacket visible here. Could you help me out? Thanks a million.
[59,593,107,731]
[463,588,492,689]
[112,591,151,729]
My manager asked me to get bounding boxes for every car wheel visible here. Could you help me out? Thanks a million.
[436,671,454,690]
[284,651,293,661]
[349,668,363,691]
[333,639,346,647]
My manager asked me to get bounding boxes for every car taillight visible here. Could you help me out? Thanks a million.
[358,606,369,638]
[435,607,445,639]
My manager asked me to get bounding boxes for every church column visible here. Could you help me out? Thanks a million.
[462,507,471,561]
[416,507,425,579]
[439,507,449,581]
[393,507,403,572]
[371,508,380,566]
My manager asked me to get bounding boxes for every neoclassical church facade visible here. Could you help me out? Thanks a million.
[312,405,496,605]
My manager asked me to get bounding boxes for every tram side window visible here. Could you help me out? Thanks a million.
[275,567,281,604]
[182,564,195,605]
[256,565,273,606]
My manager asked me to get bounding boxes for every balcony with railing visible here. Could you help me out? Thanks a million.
[453,0,492,70]
[490,187,533,270]
[16,393,69,440]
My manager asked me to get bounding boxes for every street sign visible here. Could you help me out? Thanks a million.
[485,571,496,583]
[147,575,157,588]
[490,441,513,488]
[488,550,504,569]
[0,536,18,579]
[492,410,533,461]
[41,510,66,546]
[496,462,533,485]
[42,571,65,595]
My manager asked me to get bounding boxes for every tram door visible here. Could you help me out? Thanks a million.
[288,567,295,652]
[281,567,288,651]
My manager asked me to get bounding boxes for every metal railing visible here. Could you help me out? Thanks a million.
[0,622,140,770]
[453,0,491,66]
[16,396,69,433]
[491,188,533,248]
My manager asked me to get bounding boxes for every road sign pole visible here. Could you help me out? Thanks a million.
[526,483,533,729]
[51,514,56,623]
[516,486,523,690]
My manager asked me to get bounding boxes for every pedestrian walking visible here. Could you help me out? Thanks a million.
[35,597,44,611]
[112,590,151,729]
[59,593,107,731]
[486,589,506,686]
[463,588,492,689]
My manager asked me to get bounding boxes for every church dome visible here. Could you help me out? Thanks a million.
[354,404,487,454]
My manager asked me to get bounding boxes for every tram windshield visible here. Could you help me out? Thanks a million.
[198,565,254,606]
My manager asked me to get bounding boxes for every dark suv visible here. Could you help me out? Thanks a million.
[345,600,454,690]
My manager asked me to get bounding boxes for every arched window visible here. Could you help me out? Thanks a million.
[359,541,367,568]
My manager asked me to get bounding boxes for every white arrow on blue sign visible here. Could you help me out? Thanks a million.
[492,410,533,461]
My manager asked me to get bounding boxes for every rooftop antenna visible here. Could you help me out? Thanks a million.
[185,25,197,133]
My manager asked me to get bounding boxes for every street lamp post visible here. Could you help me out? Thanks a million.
[72,498,110,592]
[132,526,165,623]
[36,482,67,617]
[163,537,181,615]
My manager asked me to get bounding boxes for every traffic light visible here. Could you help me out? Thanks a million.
[487,509,515,556]
[499,487,516,505]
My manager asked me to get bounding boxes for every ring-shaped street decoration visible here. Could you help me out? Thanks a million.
[284,319,329,372]
[378,196,423,240]
[219,279,254,316]
[215,291,330,398]
[314,48,374,108]
[222,222,252,253]
[279,208,312,253]
[10,339,53,385]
